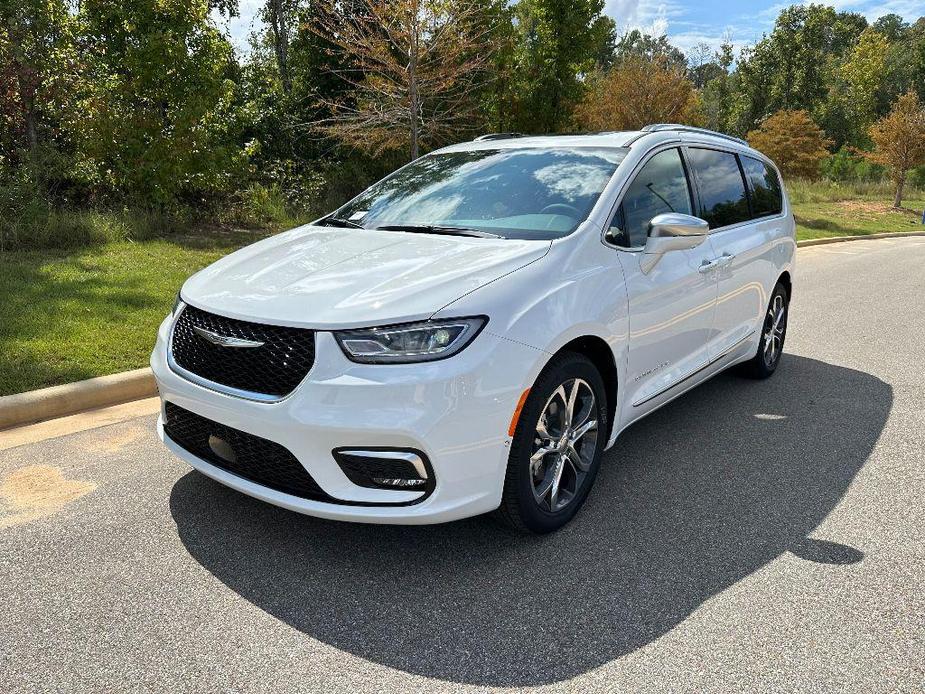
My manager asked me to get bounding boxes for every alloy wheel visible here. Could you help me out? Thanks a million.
[763,293,787,367]
[529,378,599,513]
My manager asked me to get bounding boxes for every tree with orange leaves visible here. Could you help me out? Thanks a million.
[746,110,832,180]
[572,56,702,133]
[866,90,925,208]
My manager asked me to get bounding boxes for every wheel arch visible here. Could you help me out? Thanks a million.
[549,335,618,442]
[778,270,792,301]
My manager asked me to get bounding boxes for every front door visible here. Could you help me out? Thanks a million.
[607,147,719,425]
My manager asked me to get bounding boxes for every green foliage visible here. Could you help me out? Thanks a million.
[77,0,248,208]
[507,0,614,133]
[821,29,889,147]
[822,147,885,183]
[729,5,868,137]
[615,30,687,69]
[699,42,735,133]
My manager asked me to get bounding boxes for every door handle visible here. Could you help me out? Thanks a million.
[716,253,736,268]
[699,254,735,274]
[698,258,720,274]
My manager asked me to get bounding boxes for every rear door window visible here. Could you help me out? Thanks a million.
[741,156,783,217]
[687,148,751,229]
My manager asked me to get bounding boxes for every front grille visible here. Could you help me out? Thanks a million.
[171,305,314,398]
[163,402,330,501]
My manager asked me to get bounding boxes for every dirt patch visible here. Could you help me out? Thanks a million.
[84,425,147,454]
[0,465,95,530]
[837,200,920,218]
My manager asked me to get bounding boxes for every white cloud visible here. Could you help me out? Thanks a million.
[605,0,687,36]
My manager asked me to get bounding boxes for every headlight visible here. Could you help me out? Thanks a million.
[334,317,487,364]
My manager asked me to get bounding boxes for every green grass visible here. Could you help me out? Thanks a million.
[0,228,272,397]
[788,179,925,241]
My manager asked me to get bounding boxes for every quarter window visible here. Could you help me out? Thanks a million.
[687,148,750,229]
[741,156,783,217]
[609,148,693,247]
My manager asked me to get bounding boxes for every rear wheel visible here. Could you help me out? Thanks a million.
[739,282,789,379]
[495,353,608,534]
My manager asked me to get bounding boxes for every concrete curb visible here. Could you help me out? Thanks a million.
[0,368,156,431]
[1,230,923,432]
[796,230,925,247]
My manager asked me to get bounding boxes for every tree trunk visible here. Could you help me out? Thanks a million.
[268,0,291,93]
[408,7,420,161]
[410,77,419,160]
[22,95,38,152]
[894,174,906,209]
[9,25,39,153]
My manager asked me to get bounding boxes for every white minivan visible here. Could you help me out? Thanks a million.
[152,125,795,533]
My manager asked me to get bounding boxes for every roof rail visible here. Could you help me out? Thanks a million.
[473,133,525,142]
[641,124,748,146]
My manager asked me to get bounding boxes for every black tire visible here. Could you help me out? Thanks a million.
[495,352,608,534]
[739,281,789,379]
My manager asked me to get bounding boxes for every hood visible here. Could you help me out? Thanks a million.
[181,225,551,329]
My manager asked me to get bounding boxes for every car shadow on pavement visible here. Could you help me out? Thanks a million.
[169,355,891,687]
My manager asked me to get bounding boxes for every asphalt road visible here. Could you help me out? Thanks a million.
[2,238,925,693]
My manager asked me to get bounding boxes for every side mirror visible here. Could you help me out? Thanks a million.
[640,213,709,273]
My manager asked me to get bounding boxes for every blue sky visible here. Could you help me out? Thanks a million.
[215,0,925,56]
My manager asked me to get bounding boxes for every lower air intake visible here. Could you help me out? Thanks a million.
[163,402,331,501]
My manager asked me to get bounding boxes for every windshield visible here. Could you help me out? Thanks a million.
[331,147,629,240]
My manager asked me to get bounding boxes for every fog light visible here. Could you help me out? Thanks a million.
[208,434,237,464]
[333,449,432,492]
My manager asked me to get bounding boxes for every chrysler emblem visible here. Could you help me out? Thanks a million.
[192,325,265,349]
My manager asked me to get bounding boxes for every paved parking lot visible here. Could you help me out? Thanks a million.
[2,237,924,692]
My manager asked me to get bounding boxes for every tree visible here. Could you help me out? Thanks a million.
[872,13,909,43]
[508,0,613,133]
[866,90,925,207]
[701,41,734,133]
[471,0,518,131]
[0,0,74,157]
[614,30,686,71]
[746,110,832,180]
[262,0,298,94]
[688,41,725,89]
[730,5,867,135]
[822,28,889,148]
[78,0,244,206]
[879,18,925,114]
[307,0,495,160]
[573,56,701,132]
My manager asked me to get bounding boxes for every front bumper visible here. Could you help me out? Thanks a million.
[151,314,544,524]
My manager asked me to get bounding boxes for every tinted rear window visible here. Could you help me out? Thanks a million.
[687,148,750,229]
[741,156,783,217]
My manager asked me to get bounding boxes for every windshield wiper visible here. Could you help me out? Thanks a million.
[318,216,365,229]
[374,224,501,239]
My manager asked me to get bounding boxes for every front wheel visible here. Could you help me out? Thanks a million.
[495,352,608,534]
[739,281,789,379]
